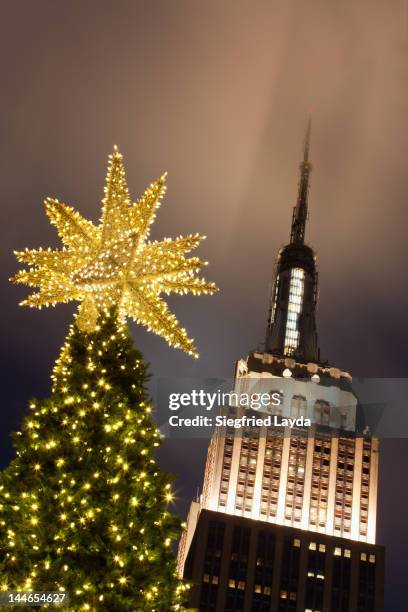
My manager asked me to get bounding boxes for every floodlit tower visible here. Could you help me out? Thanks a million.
[178,122,384,612]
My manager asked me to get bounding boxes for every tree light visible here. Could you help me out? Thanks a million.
[12,148,218,356]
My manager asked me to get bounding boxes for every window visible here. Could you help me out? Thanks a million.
[334,439,355,536]
[309,437,331,530]
[218,433,234,508]
[291,394,307,418]
[252,531,275,610]
[279,536,300,609]
[285,436,307,525]
[226,526,249,611]
[284,268,305,355]
[261,433,283,519]
[358,550,376,610]
[313,400,330,425]
[332,542,352,611]
[200,520,224,610]
[306,539,325,610]
[234,428,259,515]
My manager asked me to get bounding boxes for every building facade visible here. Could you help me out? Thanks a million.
[183,510,384,612]
[178,122,384,611]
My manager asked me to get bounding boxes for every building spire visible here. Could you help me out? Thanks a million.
[265,117,319,363]
[290,117,312,245]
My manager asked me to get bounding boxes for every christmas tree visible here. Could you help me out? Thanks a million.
[1,149,217,610]
[0,312,187,610]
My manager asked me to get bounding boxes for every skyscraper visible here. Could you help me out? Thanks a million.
[178,122,385,612]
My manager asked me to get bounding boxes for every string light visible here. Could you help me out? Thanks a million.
[3,252,190,609]
[11,147,218,356]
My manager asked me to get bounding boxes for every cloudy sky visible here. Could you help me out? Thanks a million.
[1,1,407,608]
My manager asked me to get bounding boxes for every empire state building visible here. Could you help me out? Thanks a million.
[178,122,385,612]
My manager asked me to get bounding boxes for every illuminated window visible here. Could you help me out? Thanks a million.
[293,538,301,547]
[319,543,326,552]
[334,547,342,556]
[228,579,236,588]
[284,268,305,355]
[254,584,261,593]
[309,542,317,550]
[369,554,376,563]
[285,436,307,524]
[344,549,351,558]
[360,552,367,561]
[280,590,287,599]
[334,440,355,536]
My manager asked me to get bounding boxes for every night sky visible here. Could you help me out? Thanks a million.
[1,2,408,609]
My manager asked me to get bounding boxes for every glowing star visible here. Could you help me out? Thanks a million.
[11,147,217,356]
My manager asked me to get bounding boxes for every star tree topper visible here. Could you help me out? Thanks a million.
[12,147,217,357]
